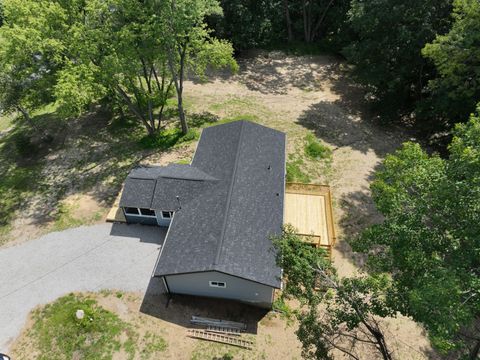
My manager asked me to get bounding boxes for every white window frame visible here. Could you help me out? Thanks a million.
[124,207,156,218]
[161,211,174,219]
[124,207,140,215]
[209,281,226,288]
[139,208,156,217]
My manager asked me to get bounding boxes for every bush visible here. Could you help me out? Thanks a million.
[179,128,199,143]
[304,134,331,160]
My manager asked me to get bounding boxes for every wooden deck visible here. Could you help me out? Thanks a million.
[284,183,336,256]
[106,187,127,223]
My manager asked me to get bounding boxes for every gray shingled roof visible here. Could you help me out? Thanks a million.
[119,164,218,210]
[120,121,285,288]
[154,121,285,288]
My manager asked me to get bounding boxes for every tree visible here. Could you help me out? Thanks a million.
[160,0,238,134]
[422,0,480,128]
[273,226,394,360]
[0,0,237,136]
[344,0,452,119]
[210,0,283,50]
[54,0,175,135]
[0,0,76,128]
[352,108,480,358]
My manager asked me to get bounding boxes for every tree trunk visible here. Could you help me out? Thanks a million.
[16,105,38,130]
[311,0,335,42]
[284,0,293,42]
[167,42,189,135]
[302,0,309,42]
[115,85,155,136]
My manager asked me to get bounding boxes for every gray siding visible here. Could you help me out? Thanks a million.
[124,213,157,225]
[164,271,274,308]
[156,214,171,227]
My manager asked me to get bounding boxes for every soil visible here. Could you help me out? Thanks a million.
[10,291,303,360]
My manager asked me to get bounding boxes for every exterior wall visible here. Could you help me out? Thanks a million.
[124,213,158,225]
[156,213,172,227]
[163,271,274,308]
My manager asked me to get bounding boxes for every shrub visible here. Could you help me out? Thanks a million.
[304,134,331,160]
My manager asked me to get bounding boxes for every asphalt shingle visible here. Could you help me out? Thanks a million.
[120,121,285,288]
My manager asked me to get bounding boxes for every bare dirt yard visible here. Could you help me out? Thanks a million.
[2,51,437,359]
[10,290,302,360]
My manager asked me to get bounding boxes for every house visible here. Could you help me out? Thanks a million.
[119,120,286,308]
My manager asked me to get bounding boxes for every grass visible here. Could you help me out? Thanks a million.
[140,332,168,360]
[17,293,169,360]
[190,340,246,360]
[138,127,199,150]
[304,133,332,160]
[0,112,16,131]
[286,155,311,183]
[29,294,135,360]
[51,202,103,232]
[0,102,197,243]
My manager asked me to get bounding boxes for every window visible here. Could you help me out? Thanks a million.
[124,207,139,215]
[161,211,173,219]
[209,281,226,288]
[140,208,156,217]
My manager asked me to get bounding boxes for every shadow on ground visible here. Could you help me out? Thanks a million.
[109,223,167,245]
[140,277,269,335]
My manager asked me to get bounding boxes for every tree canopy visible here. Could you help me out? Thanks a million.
[273,226,395,360]
[0,0,237,135]
[344,0,452,119]
[352,107,480,357]
[422,0,480,127]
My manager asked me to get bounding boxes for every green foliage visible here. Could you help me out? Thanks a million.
[138,127,198,150]
[31,293,133,360]
[140,331,168,359]
[422,0,480,125]
[304,134,332,160]
[273,226,395,359]
[286,156,311,183]
[344,0,452,119]
[0,0,237,136]
[273,225,331,303]
[0,0,73,118]
[138,128,183,150]
[179,128,200,143]
[209,0,283,50]
[352,109,480,355]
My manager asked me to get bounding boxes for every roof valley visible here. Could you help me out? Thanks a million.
[213,121,246,266]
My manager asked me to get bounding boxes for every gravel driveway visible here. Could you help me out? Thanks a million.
[0,223,165,352]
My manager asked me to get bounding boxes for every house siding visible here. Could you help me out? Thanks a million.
[164,271,274,308]
[124,213,158,225]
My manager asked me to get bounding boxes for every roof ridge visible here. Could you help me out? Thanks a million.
[213,121,245,266]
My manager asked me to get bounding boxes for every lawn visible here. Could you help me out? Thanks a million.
[11,293,168,360]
